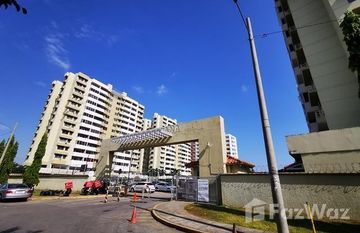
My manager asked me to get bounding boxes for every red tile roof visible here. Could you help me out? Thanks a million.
[226,155,255,168]
[185,155,255,168]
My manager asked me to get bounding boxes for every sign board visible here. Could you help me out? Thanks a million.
[197,179,209,202]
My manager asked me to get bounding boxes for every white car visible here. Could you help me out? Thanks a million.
[155,182,176,192]
[130,182,155,193]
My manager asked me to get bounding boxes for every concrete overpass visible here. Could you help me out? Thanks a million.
[95,116,227,178]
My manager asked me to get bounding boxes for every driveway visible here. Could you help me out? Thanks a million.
[0,192,180,233]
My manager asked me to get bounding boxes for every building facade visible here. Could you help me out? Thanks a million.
[145,113,193,176]
[25,72,145,175]
[275,0,360,132]
[225,134,238,158]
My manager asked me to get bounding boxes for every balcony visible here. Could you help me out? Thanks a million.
[67,103,80,111]
[64,110,78,118]
[60,133,73,139]
[57,141,70,147]
[73,91,84,98]
[54,150,68,156]
[75,85,86,92]
[52,159,68,165]
[71,98,83,105]
[77,79,88,86]
[62,125,75,132]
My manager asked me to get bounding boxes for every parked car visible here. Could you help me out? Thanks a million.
[130,182,155,193]
[0,183,32,201]
[155,182,176,192]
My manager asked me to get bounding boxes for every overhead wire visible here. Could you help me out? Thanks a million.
[254,19,339,39]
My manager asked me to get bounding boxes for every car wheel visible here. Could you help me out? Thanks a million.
[130,188,134,192]
[0,194,2,201]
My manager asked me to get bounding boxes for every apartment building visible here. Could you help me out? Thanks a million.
[275,0,360,132]
[145,113,193,176]
[24,72,145,175]
[225,134,238,158]
[106,91,145,176]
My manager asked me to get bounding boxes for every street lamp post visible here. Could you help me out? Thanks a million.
[232,1,289,232]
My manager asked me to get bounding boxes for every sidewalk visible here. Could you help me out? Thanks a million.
[151,201,271,233]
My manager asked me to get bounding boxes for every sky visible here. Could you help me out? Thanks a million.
[0,0,308,170]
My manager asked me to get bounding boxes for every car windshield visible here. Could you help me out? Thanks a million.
[8,184,28,189]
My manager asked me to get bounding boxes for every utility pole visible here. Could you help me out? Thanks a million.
[246,17,289,233]
[232,1,289,232]
[0,123,18,165]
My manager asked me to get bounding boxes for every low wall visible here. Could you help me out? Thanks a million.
[8,174,89,191]
[220,173,360,221]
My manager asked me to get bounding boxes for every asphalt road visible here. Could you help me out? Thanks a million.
[0,192,180,233]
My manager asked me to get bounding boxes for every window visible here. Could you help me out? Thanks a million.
[307,112,316,123]
[303,69,313,86]
[303,92,309,102]
[309,92,320,107]
[289,44,294,52]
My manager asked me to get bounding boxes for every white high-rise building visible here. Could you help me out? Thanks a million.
[146,113,192,176]
[225,134,238,158]
[107,91,145,176]
[275,0,360,132]
[25,72,145,175]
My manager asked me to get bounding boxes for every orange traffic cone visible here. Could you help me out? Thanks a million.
[133,192,138,203]
[130,206,137,224]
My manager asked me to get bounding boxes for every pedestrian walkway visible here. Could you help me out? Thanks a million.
[151,201,271,233]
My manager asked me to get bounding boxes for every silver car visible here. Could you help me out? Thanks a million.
[155,182,176,192]
[0,183,32,201]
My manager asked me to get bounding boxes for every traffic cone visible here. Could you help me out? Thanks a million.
[132,192,138,203]
[130,206,137,224]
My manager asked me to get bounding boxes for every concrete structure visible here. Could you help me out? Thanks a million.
[275,0,360,132]
[225,134,238,158]
[220,173,360,221]
[287,127,360,173]
[8,174,88,191]
[25,72,145,175]
[95,116,228,178]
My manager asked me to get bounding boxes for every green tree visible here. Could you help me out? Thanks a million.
[0,0,27,14]
[0,139,5,159]
[0,136,19,183]
[340,10,360,97]
[23,133,48,186]
[12,162,25,174]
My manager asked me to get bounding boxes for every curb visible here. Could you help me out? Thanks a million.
[30,194,107,202]
[151,202,208,233]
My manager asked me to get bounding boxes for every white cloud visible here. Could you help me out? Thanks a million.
[157,84,168,96]
[45,33,70,70]
[132,86,144,94]
[35,81,47,87]
[75,24,94,39]
[0,123,9,131]
[51,21,58,29]
[241,85,248,93]
[75,24,120,47]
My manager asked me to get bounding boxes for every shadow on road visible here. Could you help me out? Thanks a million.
[0,227,43,233]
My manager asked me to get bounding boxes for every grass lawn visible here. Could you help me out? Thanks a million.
[185,203,360,233]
